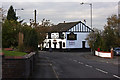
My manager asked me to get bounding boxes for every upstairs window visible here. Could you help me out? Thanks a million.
[59,32,64,39]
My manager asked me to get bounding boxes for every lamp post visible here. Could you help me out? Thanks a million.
[80,2,92,29]
[14,8,24,47]
[14,8,24,19]
[14,8,24,13]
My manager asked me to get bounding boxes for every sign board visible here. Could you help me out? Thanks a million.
[67,32,77,40]
[69,41,75,45]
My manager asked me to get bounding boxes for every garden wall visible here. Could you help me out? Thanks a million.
[95,51,113,59]
[2,52,37,79]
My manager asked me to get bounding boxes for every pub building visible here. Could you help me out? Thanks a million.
[42,21,94,51]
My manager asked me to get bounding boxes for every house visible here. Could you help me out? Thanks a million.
[42,21,94,51]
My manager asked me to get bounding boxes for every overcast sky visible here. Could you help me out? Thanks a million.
[1,0,120,30]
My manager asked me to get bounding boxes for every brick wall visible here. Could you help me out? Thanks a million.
[2,52,37,79]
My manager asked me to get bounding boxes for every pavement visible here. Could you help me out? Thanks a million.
[31,51,120,80]
[31,56,58,80]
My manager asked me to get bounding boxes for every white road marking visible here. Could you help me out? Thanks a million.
[51,64,59,80]
[113,75,120,79]
[96,68,108,74]
[73,60,77,62]
[78,62,83,64]
[85,64,92,68]
[106,62,109,63]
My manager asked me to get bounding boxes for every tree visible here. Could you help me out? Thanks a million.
[0,7,6,22]
[2,20,21,48]
[23,28,38,52]
[86,14,120,52]
[41,18,54,27]
[7,5,18,21]
[85,28,100,50]
[35,26,50,44]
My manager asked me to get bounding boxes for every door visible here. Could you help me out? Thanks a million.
[59,41,62,49]
[82,41,86,48]
[49,40,51,48]
[53,42,57,49]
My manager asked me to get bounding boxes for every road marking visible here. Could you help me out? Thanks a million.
[51,64,59,80]
[78,62,83,64]
[113,75,120,79]
[73,60,77,62]
[96,68,108,74]
[85,64,92,68]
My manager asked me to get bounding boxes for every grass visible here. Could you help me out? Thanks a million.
[2,50,27,56]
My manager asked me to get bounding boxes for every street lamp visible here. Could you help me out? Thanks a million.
[80,2,92,29]
[14,8,24,20]
[14,8,24,13]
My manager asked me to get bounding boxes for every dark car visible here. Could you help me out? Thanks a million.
[113,47,120,56]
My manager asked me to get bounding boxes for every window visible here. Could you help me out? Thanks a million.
[61,34,64,39]
[59,32,64,39]
[48,33,51,39]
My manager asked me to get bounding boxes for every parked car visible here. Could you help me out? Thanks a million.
[113,47,120,56]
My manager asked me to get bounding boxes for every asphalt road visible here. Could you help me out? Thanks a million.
[31,51,120,80]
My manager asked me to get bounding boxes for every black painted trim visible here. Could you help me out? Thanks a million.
[42,48,91,52]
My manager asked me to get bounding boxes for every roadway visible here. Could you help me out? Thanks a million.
[31,51,120,80]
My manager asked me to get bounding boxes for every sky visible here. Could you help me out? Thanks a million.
[0,0,120,30]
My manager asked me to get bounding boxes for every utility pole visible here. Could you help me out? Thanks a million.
[34,10,37,26]
[118,1,120,36]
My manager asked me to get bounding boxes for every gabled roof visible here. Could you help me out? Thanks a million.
[49,21,93,32]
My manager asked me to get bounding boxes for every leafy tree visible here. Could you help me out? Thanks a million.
[24,28,38,52]
[41,18,54,27]
[7,5,18,21]
[35,26,49,45]
[86,28,99,50]
[2,20,21,48]
[86,14,120,52]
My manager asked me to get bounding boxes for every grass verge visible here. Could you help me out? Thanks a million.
[2,50,27,56]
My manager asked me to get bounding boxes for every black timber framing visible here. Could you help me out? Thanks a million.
[67,21,93,32]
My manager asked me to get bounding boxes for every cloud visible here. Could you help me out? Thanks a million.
[0,0,120,2]
[2,2,118,30]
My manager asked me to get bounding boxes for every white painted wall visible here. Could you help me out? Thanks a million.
[95,51,112,58]
[65,32,89,48]
[43,32,66,49]
[43,39,66,49]
[43,31,90,49]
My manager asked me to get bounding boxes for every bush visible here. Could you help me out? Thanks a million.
[23,28,38,52]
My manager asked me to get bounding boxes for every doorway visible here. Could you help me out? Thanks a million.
[82,41,86,48]
[59,41,62,49]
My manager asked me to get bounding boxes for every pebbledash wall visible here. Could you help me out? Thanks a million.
[2,52,37,79]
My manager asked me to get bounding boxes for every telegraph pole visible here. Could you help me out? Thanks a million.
[118,1,120,36]
[34,10,37,26]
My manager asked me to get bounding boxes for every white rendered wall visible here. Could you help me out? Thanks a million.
[43,32,66,49]
[65,32,89,48]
